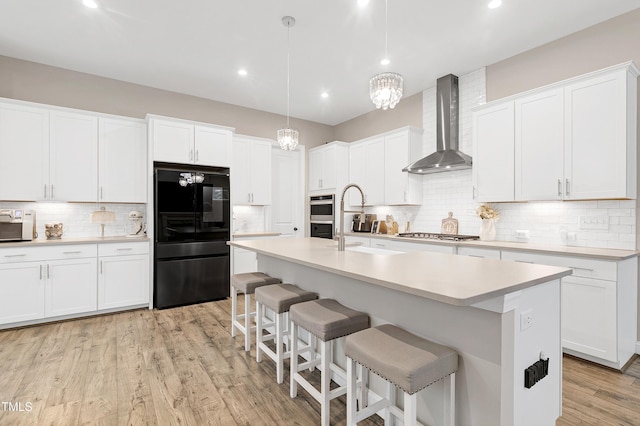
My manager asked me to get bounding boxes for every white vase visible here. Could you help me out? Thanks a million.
[479,219,496,241]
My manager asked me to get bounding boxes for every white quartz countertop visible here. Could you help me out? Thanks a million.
[228,237,572,306]
[354,232,639,260]
[0,236,149,248]
[232,232,281,238]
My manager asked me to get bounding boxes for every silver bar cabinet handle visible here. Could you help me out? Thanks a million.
[557,179,562,196]
[565,179,570,196]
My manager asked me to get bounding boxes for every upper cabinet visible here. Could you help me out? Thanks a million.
[151,116,233,167]
[473,62,638,202]
[384,127,423,205]
[308,142,349,194]
[0,103,50,201]
[349,136,385,206]
[99,117,147,203]
[232,135,272,205]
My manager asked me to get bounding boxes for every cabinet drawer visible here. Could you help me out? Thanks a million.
[0,244,97,263]
[501,250,616,281]
[99,242,150,257]
[457,246,501,259]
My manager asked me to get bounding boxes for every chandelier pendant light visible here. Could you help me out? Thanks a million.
[277,16,299,151]
[369,0,403,110]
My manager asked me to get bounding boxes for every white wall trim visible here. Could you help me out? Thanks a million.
[636,341,640,354]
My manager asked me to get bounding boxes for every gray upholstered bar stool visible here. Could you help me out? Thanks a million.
[231,272,282,351]
[289,298,370,426]
[255,283,318,384]
[345,324,459,426]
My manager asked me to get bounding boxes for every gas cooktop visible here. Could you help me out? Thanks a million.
[397,232,480,241]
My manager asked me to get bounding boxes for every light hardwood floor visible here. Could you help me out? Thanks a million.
[0,297,638,425]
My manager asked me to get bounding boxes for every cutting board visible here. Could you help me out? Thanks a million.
[441,212,458,235]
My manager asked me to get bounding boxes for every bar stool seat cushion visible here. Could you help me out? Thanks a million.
[290,299,369,342]
[232,272,281,294]
[255,284,318,314]
[345,324,458,395]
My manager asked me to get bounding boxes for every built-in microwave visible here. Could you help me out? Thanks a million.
[0,209,36,242]
[309,194,334,239]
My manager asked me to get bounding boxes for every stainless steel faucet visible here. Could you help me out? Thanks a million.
[338,183,365,251]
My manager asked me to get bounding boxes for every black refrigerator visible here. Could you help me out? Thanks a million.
[154,163,231,309]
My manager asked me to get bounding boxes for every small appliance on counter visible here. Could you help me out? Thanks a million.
[126,211,146,237]
[0,209,36,242]
[352,213,377,233]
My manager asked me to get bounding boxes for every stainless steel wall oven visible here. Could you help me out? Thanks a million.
[309,194,334,239]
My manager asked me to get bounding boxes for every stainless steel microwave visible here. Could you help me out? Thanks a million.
[0,209,36,242]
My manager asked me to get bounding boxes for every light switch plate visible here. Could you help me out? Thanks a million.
[579,215,609,230]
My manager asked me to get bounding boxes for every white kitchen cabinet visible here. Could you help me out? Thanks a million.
[474,62,638,203]
[152,116,233,167]
[472,100,515,202]
[0,262,45,324]
[370,238,425,253]
[457,246,501,259]
[99,117,147,203]
[344,235,371,247]
[49,110,98,202]
[45,257,97,317]
[308,142,349,194]
[384,127,423,205]
[501,249,637,369]
[514,88,564,201]
[98,242,150,309]
[232,135,272,205]
[0,103,49,201]
[563,66,637,200]
[349,136,385,206]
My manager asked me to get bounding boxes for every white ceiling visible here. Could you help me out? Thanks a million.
[1,0,639,125]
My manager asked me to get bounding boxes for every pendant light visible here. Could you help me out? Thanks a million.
[369,0,403,110]
[277,16,299,151]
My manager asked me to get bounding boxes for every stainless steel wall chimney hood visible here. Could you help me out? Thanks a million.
[403,74,472,174]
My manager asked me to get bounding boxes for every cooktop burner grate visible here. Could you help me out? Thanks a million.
[397,232,480,241]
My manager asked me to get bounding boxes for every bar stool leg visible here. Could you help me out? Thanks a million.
[385,381,395,425]
[244,292,251,351]
[255,300,263,362]
[404,392,417,426]
[444,373,456,426]
[346,357,357,426]
[320,339,331,426]
[276,312,284,384]
[290,320,299,398]
[231,287,238,338]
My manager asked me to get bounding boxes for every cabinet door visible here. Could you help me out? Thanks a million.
[457,246,501,259]
[248,140,272,205]
[45,258,97,317]
[153,119,193,164]
[472,101,515,202]
[320,145,338,190]
[515,88,564,201]
[0,262,45,324]
[384,131,422,205]
[308,148,323,192]
[348,143,367,206]
[564,70,630,200]
[49,111,98,202]
[98,254,149,309]
[349,137,384,206]
[562,276,617,362]
[194,125,232,167]
[99,118,147,203]
[232,138,251,204]
[0,104,49,201]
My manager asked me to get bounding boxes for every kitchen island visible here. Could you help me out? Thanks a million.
[228,237,573,426]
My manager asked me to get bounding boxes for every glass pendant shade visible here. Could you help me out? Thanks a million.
[277,127,299,151]
[370,72,403,110]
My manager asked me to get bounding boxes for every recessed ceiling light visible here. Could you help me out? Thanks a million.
[237,69,248,76]
[83,0,98,9]
[321,92,329,99]
[380,58,390,66]
[488,0,502,9]
[357,0,370,7]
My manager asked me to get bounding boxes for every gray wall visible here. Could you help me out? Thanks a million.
[487,8,640,344]
[0,55,334,149]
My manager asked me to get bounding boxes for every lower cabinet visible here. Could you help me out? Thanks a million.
[45,257,97,317]
[98,242,150,310]
[456,246,501,259]
[0,262,45,324]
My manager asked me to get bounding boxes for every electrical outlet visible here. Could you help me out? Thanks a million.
[579,215,609,230]
[515,230,530,241]
[520,309,533,331]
